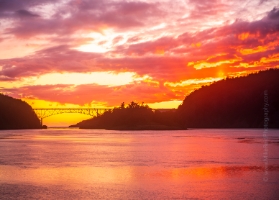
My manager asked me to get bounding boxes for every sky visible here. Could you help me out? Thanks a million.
[0,0,279,126]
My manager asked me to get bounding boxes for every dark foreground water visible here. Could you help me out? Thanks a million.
[0,129,279,199]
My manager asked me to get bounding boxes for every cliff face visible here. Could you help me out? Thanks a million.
[0,94,41,129]
[178,69,279,128]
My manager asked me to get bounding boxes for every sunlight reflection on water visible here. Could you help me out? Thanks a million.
[0,129,279,199]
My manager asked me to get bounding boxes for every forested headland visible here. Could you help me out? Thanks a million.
[0,94,41,129]
[177,68,279,128]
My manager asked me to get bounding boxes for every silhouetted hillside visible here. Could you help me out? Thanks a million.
[178,69,279,128]
[0,94,41,129]
[72,102,183,130]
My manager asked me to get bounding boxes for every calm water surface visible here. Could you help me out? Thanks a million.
[0,129,279,199]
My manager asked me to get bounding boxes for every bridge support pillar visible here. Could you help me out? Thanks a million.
[40,118,43,127]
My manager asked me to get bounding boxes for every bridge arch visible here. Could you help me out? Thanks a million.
[33,108,111,126]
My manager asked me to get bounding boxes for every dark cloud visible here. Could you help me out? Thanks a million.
[267,7,279,19]
[0,0,33,11]
[4,0,161,38]
[16,10,39,18]
[0,0,51,18]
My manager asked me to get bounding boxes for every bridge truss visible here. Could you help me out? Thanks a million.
[33,108,111,126]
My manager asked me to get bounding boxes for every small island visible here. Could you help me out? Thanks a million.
[71,102,184,130]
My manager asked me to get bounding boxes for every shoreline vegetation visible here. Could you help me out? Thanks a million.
[1,69,278,130]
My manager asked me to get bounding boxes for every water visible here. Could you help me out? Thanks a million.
[0,129,279,199]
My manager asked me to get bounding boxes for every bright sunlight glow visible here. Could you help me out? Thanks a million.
[33,72,137,86]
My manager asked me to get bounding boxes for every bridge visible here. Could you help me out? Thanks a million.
[33,108,111,126]
[33,108,176,126]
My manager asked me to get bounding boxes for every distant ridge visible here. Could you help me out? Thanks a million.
[0,94,41,129]
[178,69,279,128]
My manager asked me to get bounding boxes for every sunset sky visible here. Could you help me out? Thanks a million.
[1,0,279,126]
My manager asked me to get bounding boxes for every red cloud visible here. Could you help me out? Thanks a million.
[1,82,182,106]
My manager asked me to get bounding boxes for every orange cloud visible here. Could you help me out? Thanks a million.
[260,53,279,64]
[239,46,268,55]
